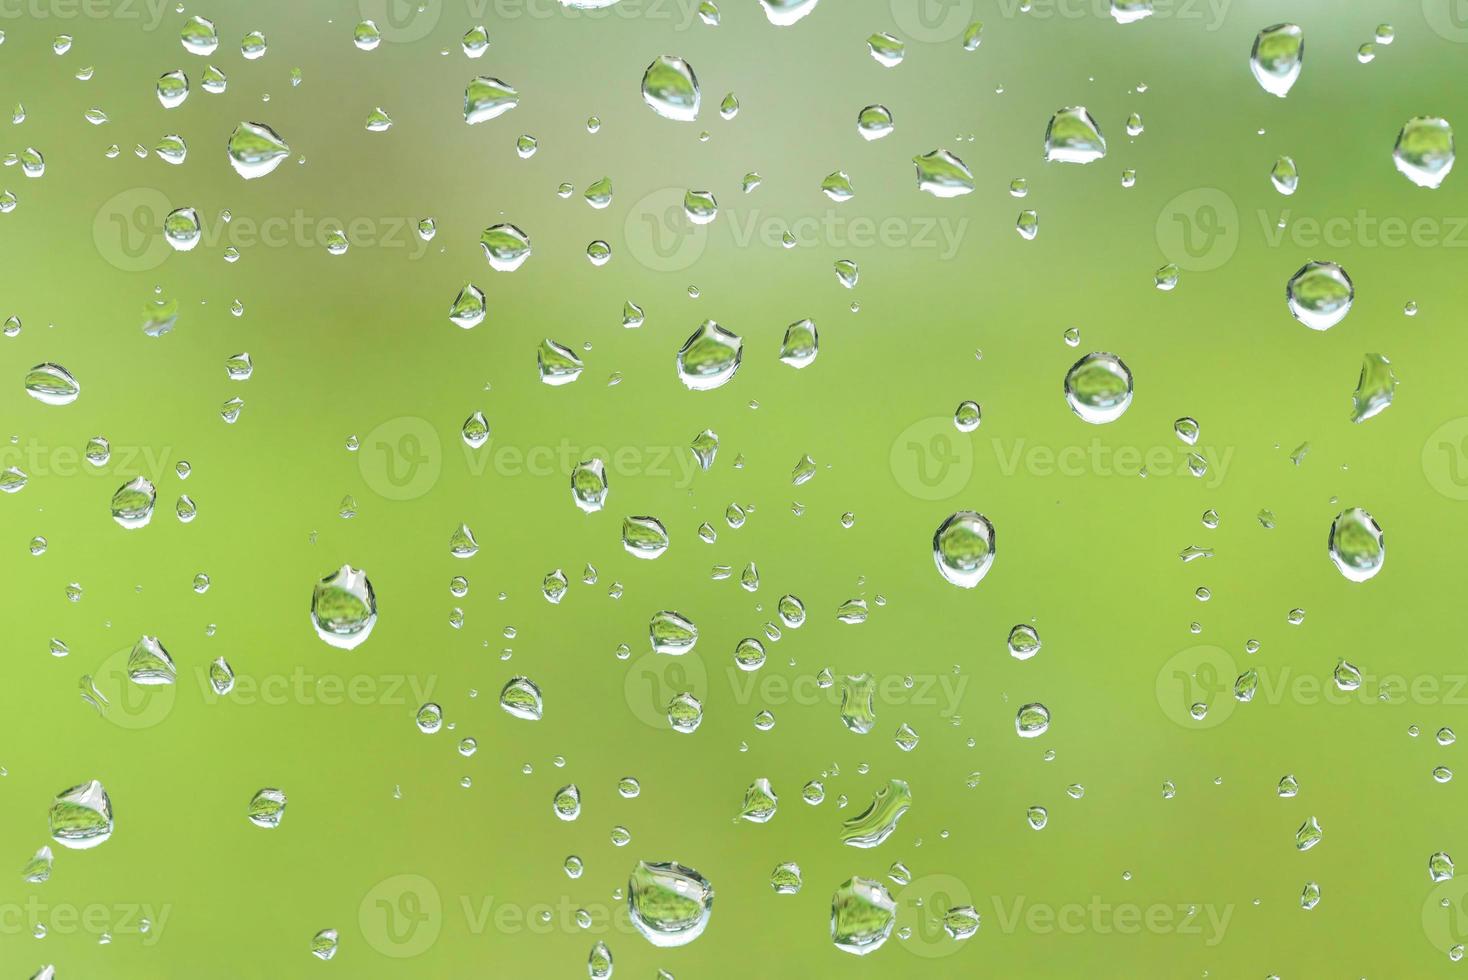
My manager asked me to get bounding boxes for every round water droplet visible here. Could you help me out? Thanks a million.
[933,511,996,588]
[1064,352,1133,424]
[1286,261,1353,331]
[1328,507,1384,582]
[627,861,714,947]
[310,565,378,649]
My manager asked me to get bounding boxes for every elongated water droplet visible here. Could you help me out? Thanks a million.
[676,320,742,390]
[310,564,377,649]
[1350,353,1396,423]
[840,779,911,848]
[464,76,519,123]
[933,511,995,588]
[24,363,79,405]
[111,476,156,529]
[912,149,974,197]
[1251,24,1304,98]
[248,788,287,828]
[227,121,288,179]
[1328,508,1385,582]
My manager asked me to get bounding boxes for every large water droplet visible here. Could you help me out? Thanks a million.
[758,0,819,26]
[49,780,113,850]
[1251,24,1304,97]
[1286,261,1353,331]
[1328,508,1385,583]
[840,779,911,848]
[1064,352,1133,423]
[1044,107,1107,164]
[24,363,79,405]
[464,76,519,123]
[676,320,742,390]
[912,149,974,197]
[641,56,700,122]
[1350,353,1396,423]
[310,564,378,649]
[933,511,995,588]
[830,877,895,955]
[1394,116,1454,189]
[227,121,289,179]
[627,861,714,947]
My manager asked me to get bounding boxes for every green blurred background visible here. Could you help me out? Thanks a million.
[3,0,1468,975]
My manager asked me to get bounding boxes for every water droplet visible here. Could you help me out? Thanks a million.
[912,149,974,197]
[1328,508,1385,582]
[641,56,700,122]
[310,565,378,649]
[1350,353,1396,423]
[740,777,778,823]
[1286,261,1353,331]
[1044,107,1107,164]
[24,363,79,405]
[627,861,714,947]
[1394,116,1454,189]
[248,788,287,829]
[831,877,895,955]
[857,104,893,141]
[499,676,543,720]
[1251,24,1304,97]
[480,224,532,271]
[623,516,670,559]
[1065,352,1133,424]
[1016,702,1050,738]
[840,779,911,847]
[676,320,742,390]
[465,76,519,123]
[933,511,995,588]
